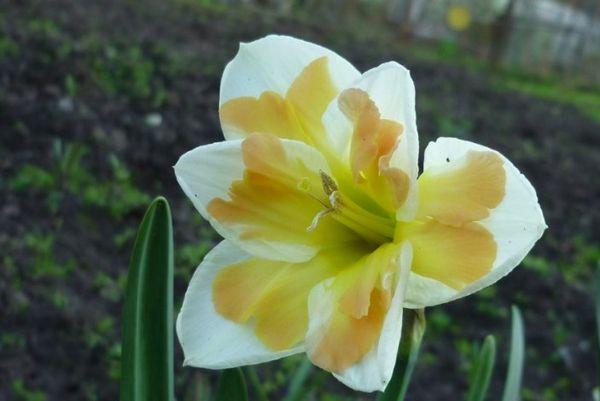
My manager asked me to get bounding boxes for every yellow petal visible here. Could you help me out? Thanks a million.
[306,243,404,372]
[212,244,371,350]
[322,63,420,221]
[403,138,546,308]
[219,92,306,142]
[337,88,408,213]
[287,56,339,138]
[177,241,305,369]
[331,242,413,392]
[207,134,359,256]
[416,150,506,226]
[220,56,338,148]
[399,220,497,290]
[309,288,388,372]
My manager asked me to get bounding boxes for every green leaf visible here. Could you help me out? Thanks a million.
[245,367,270,401]
[377,309,426,401]
[466,335,496,401]
[595,265,600,387]
[120,197,174,401]
[282,357,313,401]
[216,368,248,401]
[501,306,525,401]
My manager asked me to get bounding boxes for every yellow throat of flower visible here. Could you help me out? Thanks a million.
[306,170,396,245]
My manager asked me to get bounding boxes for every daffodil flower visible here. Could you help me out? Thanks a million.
[174,35,546,392]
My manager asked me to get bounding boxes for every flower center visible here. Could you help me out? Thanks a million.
[307,171,396,244]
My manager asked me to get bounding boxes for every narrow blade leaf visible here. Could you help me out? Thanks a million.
[466,335,496,401]
[120,197,174,401]
[245,367,270,401]
[595,265,600,387]
[377,309,426,401]
[282,357,313,401]
[501,306,525,401]
[216,368,249,401]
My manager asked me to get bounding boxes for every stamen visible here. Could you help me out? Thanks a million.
[314,170,395,244]
[306,208,334,232]
[329,191,395,244]
[320,170,338,195]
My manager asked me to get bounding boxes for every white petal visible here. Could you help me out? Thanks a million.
[333,242,413,392]
[219,34,360,109]
[404,272,456,309]
[405,137,546,308]
[174,136,342,263]
[176,240,303,368]
[322,62,419,218]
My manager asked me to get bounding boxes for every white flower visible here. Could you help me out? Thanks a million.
[174,35,546,392]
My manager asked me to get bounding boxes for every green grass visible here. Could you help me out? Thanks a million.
[93,271,127,303]
[521,236,600,285]
[0,34,18,59]
[9,164,56,192]
[11,380,46,401]
[24,232,75,279]
[10,140,151,218]
[0,332,26,351]
[83,38,186,107]
[492,73,600,123]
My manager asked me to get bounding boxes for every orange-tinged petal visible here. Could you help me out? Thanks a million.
[331,242,413,393]
[306,243,404,372]
[417,150,506,226]
[287,56,339,138]
[219,35,360,130]
[220,56,339,148]
[338,88,408,213]
[212,257,283,323]
[177,241,305,369]
[340,88,382,181]
[399,220,497,290]
[219,92,306,141]
[322,63,420,220]
[309,288,388,372]
[403,138,546,308]
[207,134,358,253]
[212,244,371,350]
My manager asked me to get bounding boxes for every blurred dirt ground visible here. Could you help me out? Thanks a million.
[1,0,599,400]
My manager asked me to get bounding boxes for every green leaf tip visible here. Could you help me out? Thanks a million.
[152,195,169,206]
[501,306,525,401]
[120,197,174,401]
[466,334,496,401]
[595,264,600,388]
